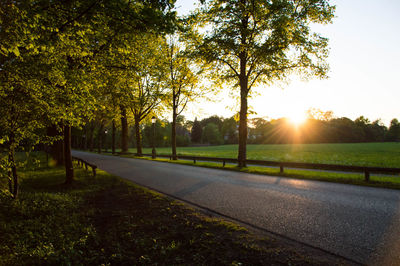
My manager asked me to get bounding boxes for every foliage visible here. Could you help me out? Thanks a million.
[0,0,178,186]
[163,34,203,158]
[386,119,400,142]
[221,117,238,144]
[104,32,169,155]
[202,123,224,145]
[191,118,203,143]
[189,0,335,166]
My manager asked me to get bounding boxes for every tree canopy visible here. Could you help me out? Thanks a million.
[189,0,335,166]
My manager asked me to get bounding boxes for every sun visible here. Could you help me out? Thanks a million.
[287,111,307,127]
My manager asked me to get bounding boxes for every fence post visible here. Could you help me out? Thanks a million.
[223,160,226,167]
[280,165,284,173]
[365,170,370,182]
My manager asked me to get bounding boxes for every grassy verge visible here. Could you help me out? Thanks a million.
[120,154,400,190]
[0,158,346,265]
[136,142,400,168]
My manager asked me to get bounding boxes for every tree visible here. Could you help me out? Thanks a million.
[191,0,335,166]
[105,33,167,156]
[369,119,387,142]
[0,61,49,198]
[0,1,55,197]
[191,118,203,143]
[164,35,201,159]
[0,0,177,186]
[221,117,238,144]
[200,115,223,132]
[307,108,334,121]
[386,119,400,142]
[202,123,224,145]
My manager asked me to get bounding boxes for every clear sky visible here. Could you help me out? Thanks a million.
[174,0,400,126]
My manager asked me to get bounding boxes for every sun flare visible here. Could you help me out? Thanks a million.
[287,112,307,126]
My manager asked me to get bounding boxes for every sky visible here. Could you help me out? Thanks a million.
[173,0,400,126]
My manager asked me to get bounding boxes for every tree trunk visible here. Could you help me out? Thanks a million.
[8,147,18,199]
[120,106,129,153]
[47,125,64,165]
[11,159,18,199]
[97,123,104,154]
[238,89,248,167]
[238,54,248,168]
[112,119,116,154]
[88,122,95,152]
[134,115,142,156]
[64,125,74,185]
[171,102,177,160]
[83,126,88,150]
[8,171,12,194]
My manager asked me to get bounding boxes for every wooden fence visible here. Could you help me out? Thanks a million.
[140,153,400,181]
[72,156,97,177]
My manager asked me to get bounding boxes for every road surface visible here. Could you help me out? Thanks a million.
[72,150,400,265]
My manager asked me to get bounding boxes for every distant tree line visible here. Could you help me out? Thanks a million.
[71,111,400,152]
[247,116,400,144]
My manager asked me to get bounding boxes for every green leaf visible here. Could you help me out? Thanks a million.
[13,47,20,57]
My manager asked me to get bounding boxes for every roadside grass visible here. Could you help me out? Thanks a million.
[121,155,400,190]
[0,156,344,265]
[134,142,400,168]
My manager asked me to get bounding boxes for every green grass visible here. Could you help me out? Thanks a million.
[126,156,400,190]
[0,154,344,265]
[136,142,400,168]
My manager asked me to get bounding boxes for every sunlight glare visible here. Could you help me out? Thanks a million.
[288,111,307,126]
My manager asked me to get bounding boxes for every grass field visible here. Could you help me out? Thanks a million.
[0,154,343,265]
[137,142,400,168]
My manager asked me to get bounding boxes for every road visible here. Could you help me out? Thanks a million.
[72,150,400,265]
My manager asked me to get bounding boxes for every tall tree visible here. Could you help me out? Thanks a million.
[191,118,203,143]
[1,0,178,186]
[41,0,176,182]
[104,33,167,155]
[191,0,335,166]
[165,36,201,160]
[0,1,54,197]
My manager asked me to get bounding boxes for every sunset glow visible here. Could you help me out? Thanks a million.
[287,111,308,127]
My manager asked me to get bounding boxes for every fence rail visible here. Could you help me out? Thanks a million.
[139,153,400,181]
[72,156,97,177]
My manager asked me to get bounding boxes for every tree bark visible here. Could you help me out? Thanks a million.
[83,126,88,150]
[97,123,104,154]
[88,122,95,152]
[47,125,64,165]
[64,125,74,185]
[120,106,129,153]
[112,119,116,154]
[11,159,18,199]
[8,170,12,195]
[134,115,142,156]
[8,147,18,199]
[238,52,248,168]
[171,102,177,160]
[237,8,249,168]
[238,88,248,167]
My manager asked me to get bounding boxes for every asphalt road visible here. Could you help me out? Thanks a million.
[72,150,400,265]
